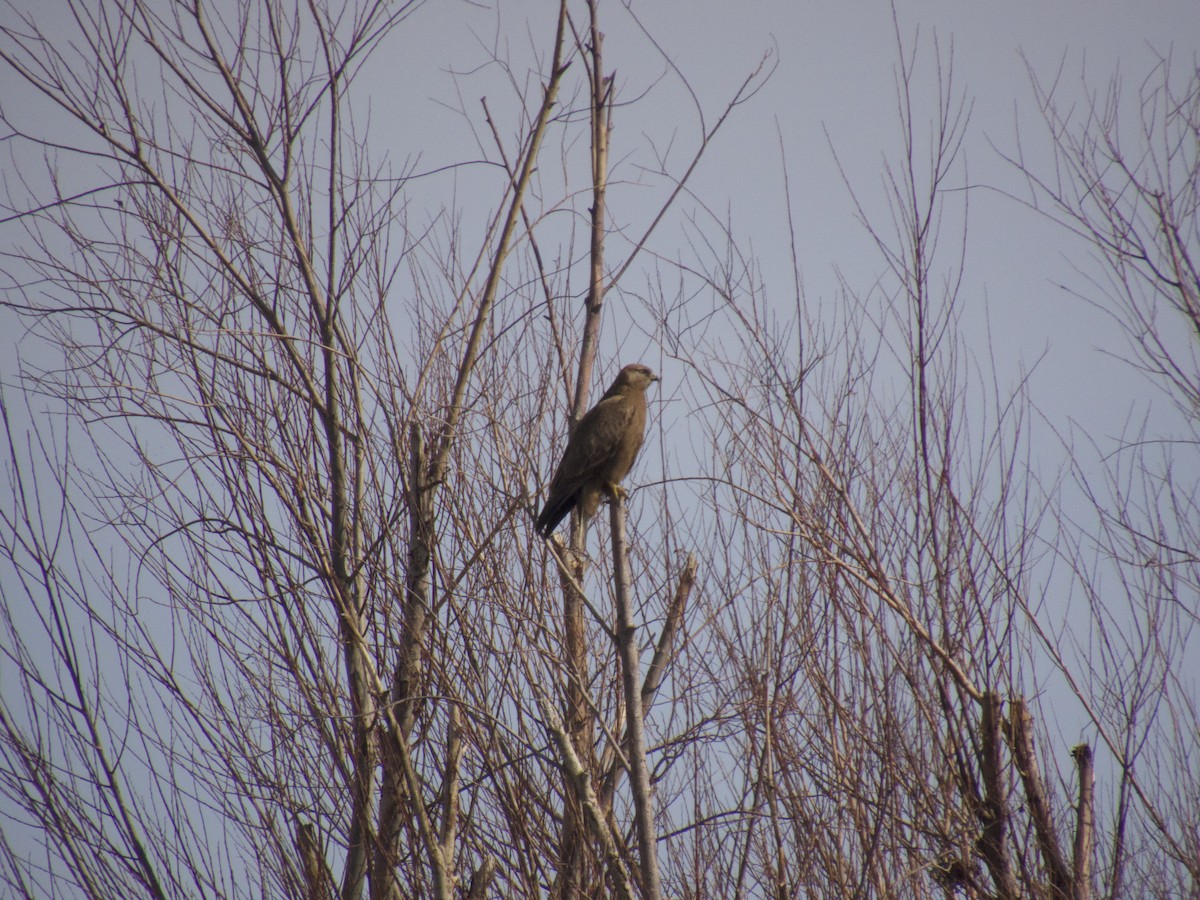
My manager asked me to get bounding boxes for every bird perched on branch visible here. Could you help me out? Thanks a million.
[535,363,659,537]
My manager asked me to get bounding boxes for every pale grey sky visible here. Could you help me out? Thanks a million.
[4,0,1196,421]
[360,1,1200,743]
[3,1,1196,550]
[0,1,1197,891]
[341,0,1199,446]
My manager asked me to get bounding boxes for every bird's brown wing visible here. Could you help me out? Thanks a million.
[535,393,636,536]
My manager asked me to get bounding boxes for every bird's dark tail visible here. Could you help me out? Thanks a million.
[535,498,575,538]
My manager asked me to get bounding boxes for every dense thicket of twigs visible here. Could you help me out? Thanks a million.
[0,2,1195,897]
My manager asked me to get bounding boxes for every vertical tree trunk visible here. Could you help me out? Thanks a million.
[1072,745,1095,900]
[1008,698,1072,899]
[556,5,612,894]
[977,692,1018,900]
[609,497,663,900]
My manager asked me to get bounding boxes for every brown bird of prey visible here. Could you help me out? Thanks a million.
[535,363,659,537]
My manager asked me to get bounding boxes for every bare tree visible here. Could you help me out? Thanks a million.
[646,28,1197,900]
[0,0,571,894]
[0,0,753,896]
[1,2,1195,899]
[1006,51,1200,896]
[1013,52,1200,414]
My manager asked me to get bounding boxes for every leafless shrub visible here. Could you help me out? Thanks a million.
[1,3,1195,899]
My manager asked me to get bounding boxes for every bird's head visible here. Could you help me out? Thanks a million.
[614,363,659,391]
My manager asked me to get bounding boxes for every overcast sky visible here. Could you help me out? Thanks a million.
[4,0,1197,429]
[318,0,1199,451]
[0,0,1197,870]
[2,0,1197,514]
[361,1,1200,740]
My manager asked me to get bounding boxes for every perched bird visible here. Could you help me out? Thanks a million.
[535,363,660,537]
